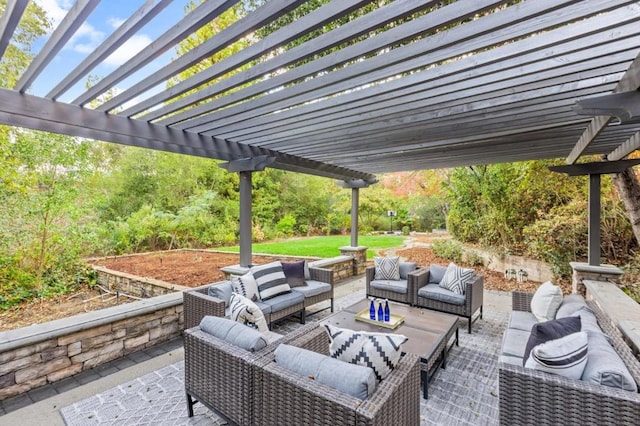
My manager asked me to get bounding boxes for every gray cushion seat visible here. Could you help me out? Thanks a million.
[418,283,466,305]
[255,290,304,314]
[370,279,408,294]
[291,280,331,298]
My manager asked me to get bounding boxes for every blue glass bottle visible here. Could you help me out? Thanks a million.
[369,298,376,320]
[384,299,390,322]
[377,301,384,321]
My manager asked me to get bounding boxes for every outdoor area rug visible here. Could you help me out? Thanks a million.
[60,290,509,425]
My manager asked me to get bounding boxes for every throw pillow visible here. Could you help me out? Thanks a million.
[523,316,582,366]
[281,260,306,287]
[230,272,260,302]
[324,324,407,383]
[525,331,588,380]
[374,256,401,280]
[228,293,268,332]
[438,263,474,295]
[251,261,292,300]
[199,316,267,352]
[530,281,563,321]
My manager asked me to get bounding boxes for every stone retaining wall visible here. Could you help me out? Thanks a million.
[0,292,183,401]
[93,266,190,298]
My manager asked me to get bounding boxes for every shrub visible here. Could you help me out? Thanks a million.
[432,240,463,263]
[402,226,410,235]
[464,250,484,267]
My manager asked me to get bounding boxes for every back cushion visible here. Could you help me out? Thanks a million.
[207,280,233,305]
[428,264,447,284]
[399,262,417,280]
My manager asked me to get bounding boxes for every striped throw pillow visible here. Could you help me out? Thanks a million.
[525,331,588,380]
[251,261,291,300]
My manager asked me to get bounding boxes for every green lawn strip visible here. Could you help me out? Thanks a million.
[216,235,406,258]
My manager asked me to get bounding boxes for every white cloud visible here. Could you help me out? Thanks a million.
[35,0,105,53]
[104,34,152,66]
[107,17,126,29]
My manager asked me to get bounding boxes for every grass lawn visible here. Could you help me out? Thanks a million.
[216,235,407,258]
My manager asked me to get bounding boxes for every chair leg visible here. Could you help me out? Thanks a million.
[300,309,306,324]
[480,305,483,319]
[468,316,472,334]
[330,298,334,313]
[186,392,195,417]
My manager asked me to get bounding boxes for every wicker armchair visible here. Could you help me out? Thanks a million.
[257,324,421,426]
[413,267,484,333]
[183,266,334,330]
[499,291,640,426]
[365,265,423,306]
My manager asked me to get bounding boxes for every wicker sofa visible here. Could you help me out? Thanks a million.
[183,265,334,330]
[498,291,640,425]
[412,265,484,333]
[258,323,421,426]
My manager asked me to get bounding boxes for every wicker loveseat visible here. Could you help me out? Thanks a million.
[412,265,484,333]
[183,265,334,330]
[365,262,422,306]
[498,291,640,426]
[258,323,421,426]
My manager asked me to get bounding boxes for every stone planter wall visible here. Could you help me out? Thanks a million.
[0,292,183,401]
[93,266,190,298]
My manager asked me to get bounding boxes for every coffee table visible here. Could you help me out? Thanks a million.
[322,299,459,399]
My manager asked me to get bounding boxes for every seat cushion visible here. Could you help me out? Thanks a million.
[530,281,563,321]
[508,311,539,332]
[275,344,376,400]
[418,284,465,305]
[501,328,530,358]
[282,260,306,287]
[252,261,292,300]
[439,263,474,295]
[525,331,588,380]
[199,316,268,352]
[370,279,408,294]
[228,293,268,332]
[291,280,331,298]
[399,262,417,280]
[428,264,447,284]
[259,290,304,313]
[207,280,233,305]
[374,256,401,280]
[324,324,407,383]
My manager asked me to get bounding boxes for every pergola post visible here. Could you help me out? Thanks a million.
[351,187,359,247]
[588,174,601,266]
[219,155,275,268]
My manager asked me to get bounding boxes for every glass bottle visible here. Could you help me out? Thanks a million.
[369,298,376,320]
[377,301,384,321]
[384,299,390,322]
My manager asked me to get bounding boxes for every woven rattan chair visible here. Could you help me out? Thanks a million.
[257,324,421,426]
[499,291,640,426]
[365,264,423,306]
[412,267,484,333]
[184,322,316,425]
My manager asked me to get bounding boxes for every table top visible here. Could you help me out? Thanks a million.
[322,299,459,360]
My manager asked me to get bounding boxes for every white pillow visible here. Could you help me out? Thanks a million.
[228,293,268,332]
[373,256,401,280]
[324,324,407,383]
[531,281,563,321]
[230,272,260,302]
[439,262,474,295]
[525,331,588,380]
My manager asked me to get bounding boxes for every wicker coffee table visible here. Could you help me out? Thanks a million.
[322,299,459,399]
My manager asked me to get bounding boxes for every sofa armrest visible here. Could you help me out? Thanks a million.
[466,274,484,313]
[512,291,534,312]
[183,286,226,330]
[309,266,333,285]
[365,266,376,293]
[407,267,429,306]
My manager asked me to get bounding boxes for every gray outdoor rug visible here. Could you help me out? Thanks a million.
[60,290,508,425]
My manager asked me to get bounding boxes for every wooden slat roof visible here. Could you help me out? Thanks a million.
[1,0,639,181]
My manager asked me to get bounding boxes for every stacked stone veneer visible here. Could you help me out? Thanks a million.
[0,292,183,401]
[570,261,624,295]
[94,266,190,298]
[339,246,368,276]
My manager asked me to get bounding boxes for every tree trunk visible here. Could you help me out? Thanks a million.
[611,167,640,244]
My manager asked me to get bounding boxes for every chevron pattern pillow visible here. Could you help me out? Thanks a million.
[324,324,407,383]
[230,272,260,302]
[373,256,401,280]
[439,263,474,295]
[228,293,268,333]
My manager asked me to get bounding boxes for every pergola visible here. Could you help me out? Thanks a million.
[1,0,640,266]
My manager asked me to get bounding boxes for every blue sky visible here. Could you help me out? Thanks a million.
[30,0,193,105]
